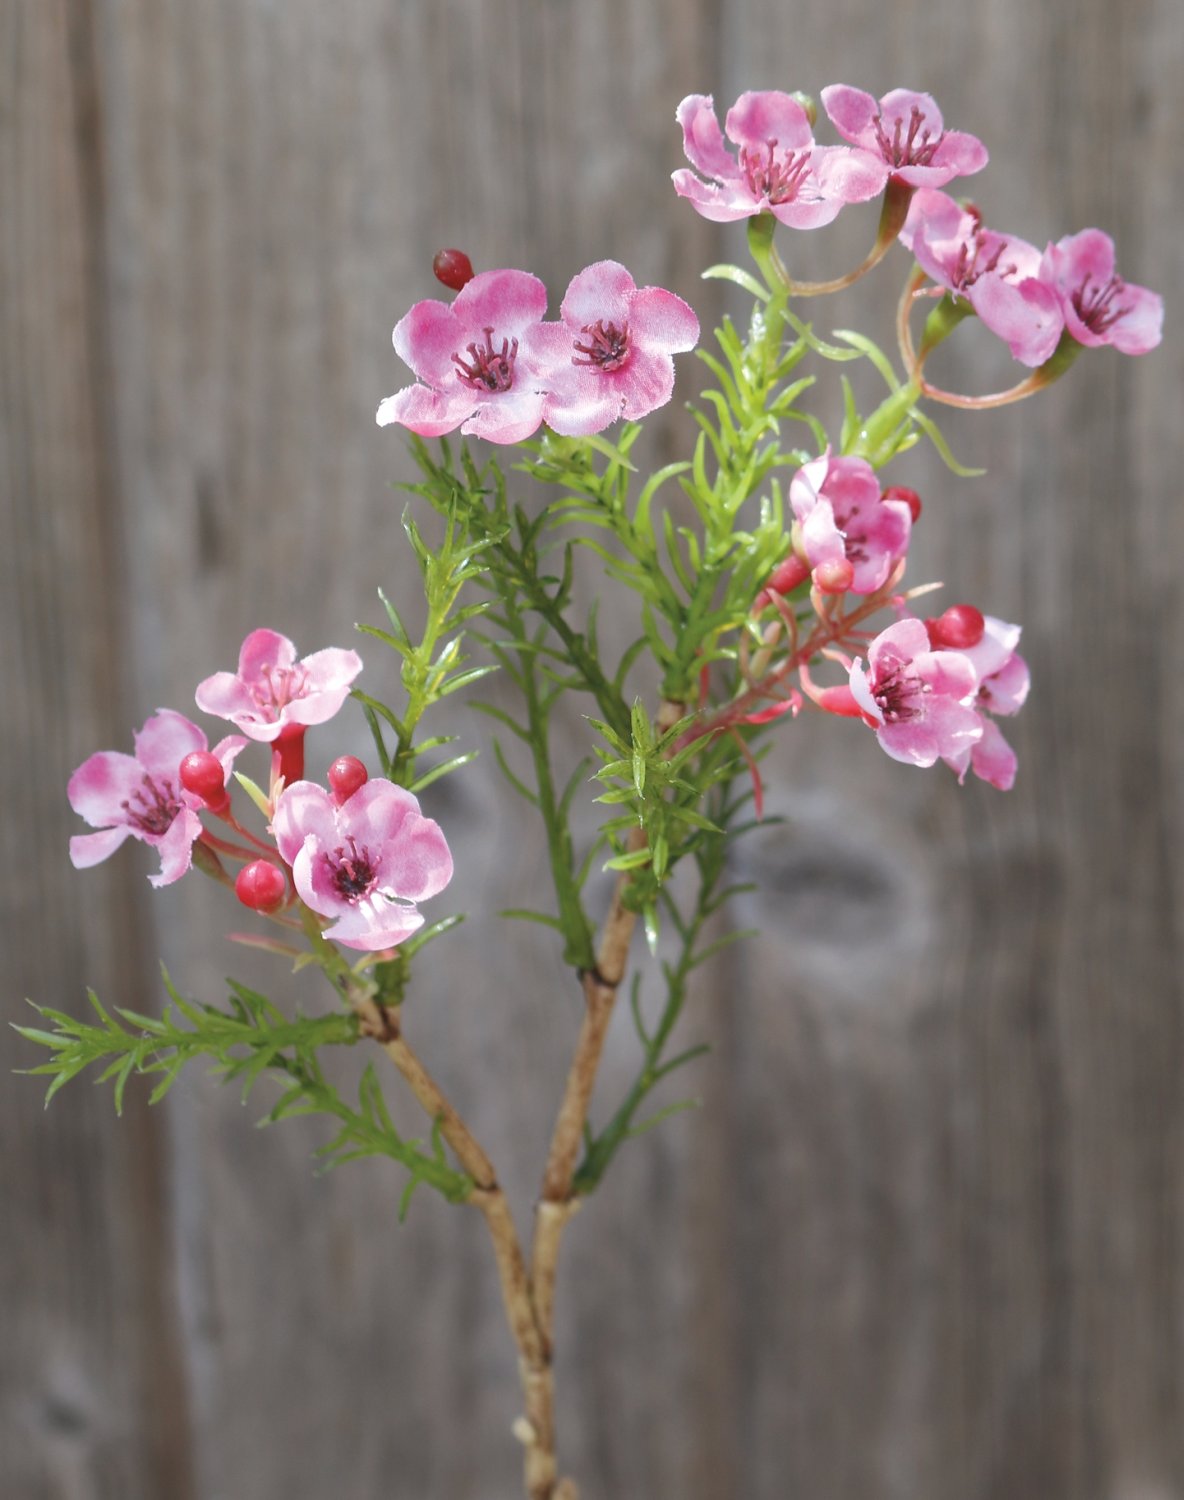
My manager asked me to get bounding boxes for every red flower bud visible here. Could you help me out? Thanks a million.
[814,557,855,594]
[432,248,475,292]
[928,604,986,649]
[235,860,287,913]
[328,755,368,805]
[767,554,811,595]
[179,750,229,811]
[882,484,922,523]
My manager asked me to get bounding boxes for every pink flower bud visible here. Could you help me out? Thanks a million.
[882,484,922,522]
[814,557,855,594]
[235,860,287,913]
[767,554,811,595]
[816,684,865,718]
[927,604,986,649]
[432,248,475,292]
[328,755,369,805]
[179,750,230,811]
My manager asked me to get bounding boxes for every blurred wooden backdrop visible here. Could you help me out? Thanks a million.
[3,2,1182,1497]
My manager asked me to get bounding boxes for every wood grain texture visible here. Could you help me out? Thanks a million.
[3,1,1181,1497]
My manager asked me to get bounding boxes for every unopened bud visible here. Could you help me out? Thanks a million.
[235,860,287,913]
[432,248,475,292]
[790,92,817,129]
[927,604,985,650]
[814,557,854,595]
[767,554,811,595]
[817,685,864,719]
[328,755,368,805]
[179,750,229,811]
[883,484,922,523]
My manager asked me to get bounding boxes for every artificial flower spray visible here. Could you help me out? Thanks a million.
[28,86,1161,1499]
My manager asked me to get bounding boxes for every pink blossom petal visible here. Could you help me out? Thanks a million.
[560,260,637,331]
[1106,282,1164,356]
[812,146,889,204]
[675,94,736,179]
[322,899,425,952]
[770,195,845,231]
[878,88,945,137]
[970,274,1064,367]
[194,671,259,726]
[725,91,815,152]
[211,735,249,776]
[878,699,982,767]
[393,299,465,385]
[237,629,297,683]
[280,648,363,728]
[376,382,475,437]
[70,826,133,869]
[273,781,337,867]
[671,169,760,222]
[962,615,1022,680]
[460,388,547,445]
[68,750,147,826]
[1052,228,1117,290]
[970,717,1018,790]
[627,287,700,354]
[917,647,978,702]
[452,269,549,338]
[133,710,207,780]
[981,653,1031,717]
[543,374,625,437]
[149,808,203,887]
[820,84,879,143]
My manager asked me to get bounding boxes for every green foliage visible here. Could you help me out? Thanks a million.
[14,974,472,1211]
[574,777,761,1192]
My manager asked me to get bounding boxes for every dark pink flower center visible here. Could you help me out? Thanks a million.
[831,501,871,565]
[251,663,310,721]
[1071,273,1131,335]
[325,836,379,902]
[452,327,518,392]
[872,663,929,723]
[121,773,182,837]
[572,319,632,372]
[950,214,1014,293]
[740,140,812,205]
[874,106,943,169]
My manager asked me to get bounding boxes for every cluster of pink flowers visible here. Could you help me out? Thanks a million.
[377,260,699,445]
[766,452,1028,789]
[68,631,452,950]
[673,86,1161,366]
[846,611,1030,791]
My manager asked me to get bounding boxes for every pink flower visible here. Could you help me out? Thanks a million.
[821,86,987,188]
[68,710,245,887]
[195,629,362,744]
[530,261,700,436]
[376,269,551,445]
[901,189,1063,367]
[273,779,453,951]
[789,452,912,594]
[672,92,888,229]
[849,618,981,768]
[947,615,1030,790]
[1040,230,1163,356]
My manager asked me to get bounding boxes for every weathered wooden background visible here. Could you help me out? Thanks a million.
[3,1,1182,1497]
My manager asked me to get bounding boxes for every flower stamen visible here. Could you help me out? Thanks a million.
[121,773,182,836]
[571,320,632,372]
[326,836,379,902]
[874,105,943,169]
[739,140,812,205]
[452,327,518,392]
[1071,273,1132,336]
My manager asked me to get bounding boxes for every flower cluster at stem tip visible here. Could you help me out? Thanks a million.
[68,631,452,951]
